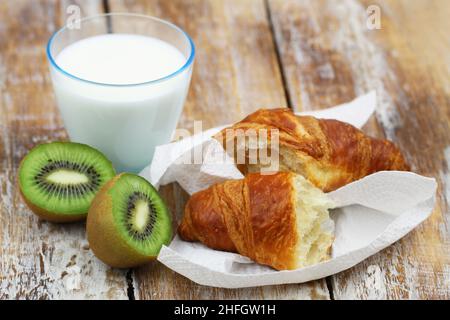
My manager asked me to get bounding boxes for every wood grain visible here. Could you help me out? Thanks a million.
[0,0,129,299]
[108,0,330,300]
[268,0,450,299]
[1,0,449,300]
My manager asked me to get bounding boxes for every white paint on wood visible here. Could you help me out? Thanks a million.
[363,265,387,300]
[317,63,335,80]
[440,146,450,209]
[438,146,450,244]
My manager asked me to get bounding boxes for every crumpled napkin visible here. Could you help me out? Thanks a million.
[140,91,437,288]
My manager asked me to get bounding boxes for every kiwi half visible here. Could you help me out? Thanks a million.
[18,142,115,222]
[87,173,172,268]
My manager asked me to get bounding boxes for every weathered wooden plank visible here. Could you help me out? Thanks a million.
[108,0,330,299]
[0,0,129,299]
[268,0,450,299]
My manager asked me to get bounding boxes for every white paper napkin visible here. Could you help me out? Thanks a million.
[139,92,437,288]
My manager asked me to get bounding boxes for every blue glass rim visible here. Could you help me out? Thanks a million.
[46,12,195,87]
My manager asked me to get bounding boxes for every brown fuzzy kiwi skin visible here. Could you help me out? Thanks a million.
[87,174,157,268]
[18,157,86,223]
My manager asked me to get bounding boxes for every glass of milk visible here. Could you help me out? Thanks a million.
[47,13,195,173]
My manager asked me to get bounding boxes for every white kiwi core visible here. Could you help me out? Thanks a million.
[46,169,89,185]
[131,199,150,233]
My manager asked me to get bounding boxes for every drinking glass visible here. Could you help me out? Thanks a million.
[47,13,195,172]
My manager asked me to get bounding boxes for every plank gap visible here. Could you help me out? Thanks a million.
[325,277,335,300]
[126,269,136,300]
[264,0,292,109]
[102,0,112,33]
[102,0,110,14]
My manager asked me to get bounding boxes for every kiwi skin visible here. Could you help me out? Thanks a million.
[87,173,169,268]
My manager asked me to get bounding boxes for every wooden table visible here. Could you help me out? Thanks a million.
[1,0,449,300]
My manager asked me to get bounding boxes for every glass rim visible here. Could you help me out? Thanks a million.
[46,12,195,87]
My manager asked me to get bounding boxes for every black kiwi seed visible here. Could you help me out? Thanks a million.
[33,161,101,198]
[125,191,158,241]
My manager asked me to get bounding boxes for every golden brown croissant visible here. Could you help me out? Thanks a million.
[214,108,409,192]
[179,172,335,270]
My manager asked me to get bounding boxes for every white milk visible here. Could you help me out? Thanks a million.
[50,34,192,172]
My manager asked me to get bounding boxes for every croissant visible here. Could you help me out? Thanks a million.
[214,108,409,192]
[178,172,335,270]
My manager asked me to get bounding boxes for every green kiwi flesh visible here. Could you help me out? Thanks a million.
[18,142,115,221]
[114,174,171,256]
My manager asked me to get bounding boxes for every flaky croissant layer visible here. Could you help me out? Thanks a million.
[179,172,335,270]
[215,108,410,192]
